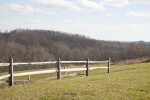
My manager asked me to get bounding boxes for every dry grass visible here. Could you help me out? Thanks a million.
[113,57,150,65]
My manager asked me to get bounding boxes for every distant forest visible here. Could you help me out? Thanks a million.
[0,29,150,72]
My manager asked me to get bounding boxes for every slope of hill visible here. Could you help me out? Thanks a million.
[0,29,150,72]
[0,62,150,100]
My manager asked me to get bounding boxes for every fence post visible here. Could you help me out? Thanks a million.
[28,74,30,81]
[64,66,67,75]
[57,57,61,79]
[86,58,89,76]
[108,58,110,73]
[9,57,13,86]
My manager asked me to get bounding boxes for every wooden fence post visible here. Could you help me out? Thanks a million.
[64,66,67,75]
[108,58,110,73]
[57,57,61,79]
[28,74,30,81]
[9,57,13,86]
[86,58,89,76]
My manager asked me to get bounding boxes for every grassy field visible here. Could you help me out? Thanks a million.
[0,62,150,100]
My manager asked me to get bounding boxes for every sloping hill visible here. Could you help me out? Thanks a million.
[0,29,150,72]
[0,63,150,100]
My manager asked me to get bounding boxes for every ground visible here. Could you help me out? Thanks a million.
[0,62,150,100]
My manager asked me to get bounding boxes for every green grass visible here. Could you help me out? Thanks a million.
[0,63,150,100]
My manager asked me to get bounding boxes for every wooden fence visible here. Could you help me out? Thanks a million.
[0,57,110,86]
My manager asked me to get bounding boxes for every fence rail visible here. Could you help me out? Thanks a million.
[0,74,10,80]
[0,57,110,86]
[0,63,10,67]
[14,70,57,77]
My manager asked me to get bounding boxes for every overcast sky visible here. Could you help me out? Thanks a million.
[0,0,150,41]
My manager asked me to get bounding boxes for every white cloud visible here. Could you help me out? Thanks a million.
[125,24,137,27]
[106,13,113,16]
[32,0,106,11]
[6,4,35,13]
[58,19,73,23]
[28,20,42,24]
[126,12,150,18]
[31,0,131,11]
[75,19,81,23]
[57,19,81,23]
[0,4,57,15]
[78,0,105,11]
[101,0,129,8]
[32,0,82,11]
[131,0,150,5]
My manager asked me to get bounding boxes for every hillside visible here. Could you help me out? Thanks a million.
[0,62,150,100]
[0,29,150,72]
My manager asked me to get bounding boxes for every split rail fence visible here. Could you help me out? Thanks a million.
[0,57,110,86]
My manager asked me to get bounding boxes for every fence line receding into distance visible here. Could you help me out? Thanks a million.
[0,57,110,86]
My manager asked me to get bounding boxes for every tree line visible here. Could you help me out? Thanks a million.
[0,29,150,72]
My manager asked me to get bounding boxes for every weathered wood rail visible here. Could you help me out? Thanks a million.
[0,57,110,86]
